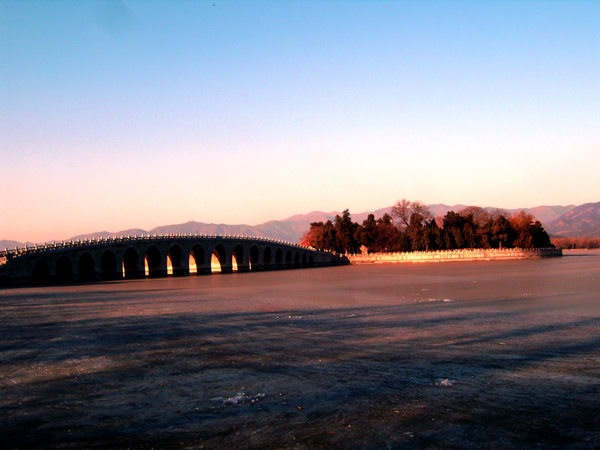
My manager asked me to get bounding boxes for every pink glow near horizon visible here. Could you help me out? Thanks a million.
[1,2,598,244]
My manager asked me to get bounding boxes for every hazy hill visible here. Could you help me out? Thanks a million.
[282,211,341,223]
[545,202,600,238]
[527,205,576,225]
[0,240,34,250]
[2,203,594,250]
[69,229,148,241]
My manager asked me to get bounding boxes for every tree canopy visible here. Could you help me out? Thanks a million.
[301,202,553,253]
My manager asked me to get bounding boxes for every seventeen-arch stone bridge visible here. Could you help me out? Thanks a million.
[0,235,345,286]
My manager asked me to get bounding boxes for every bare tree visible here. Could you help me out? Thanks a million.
[411,201,433,221]
[391,199,412,227]
[489,208,510,221]
[391,199,432,228]
[459,206,491,227]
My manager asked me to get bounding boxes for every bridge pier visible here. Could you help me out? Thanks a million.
[236,264,250,273]
[220,265,234,274]
[148,269,168,278]
[100,272,121,282]
[89,271,104,282]
[172,267,189,277]
[124,270,144,279]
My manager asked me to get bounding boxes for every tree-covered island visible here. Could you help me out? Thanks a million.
[302,199,553,254]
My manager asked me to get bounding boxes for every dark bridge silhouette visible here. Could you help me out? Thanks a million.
[0,235,345,285]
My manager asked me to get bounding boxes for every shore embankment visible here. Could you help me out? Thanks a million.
[347,247,562,264]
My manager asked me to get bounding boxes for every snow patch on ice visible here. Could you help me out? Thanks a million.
[412,298,455,303]
[222,392,265,405]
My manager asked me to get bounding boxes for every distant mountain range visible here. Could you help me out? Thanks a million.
[2,202,598,250]
[545,202,600,238]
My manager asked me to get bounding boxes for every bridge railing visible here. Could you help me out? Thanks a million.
[1,234,320,260]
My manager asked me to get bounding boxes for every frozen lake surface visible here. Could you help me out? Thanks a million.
[1,250,599,449]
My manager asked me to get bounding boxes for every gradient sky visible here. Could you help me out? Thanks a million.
[1,0,599,243]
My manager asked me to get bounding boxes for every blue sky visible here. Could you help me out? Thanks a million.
[1,0,599,243]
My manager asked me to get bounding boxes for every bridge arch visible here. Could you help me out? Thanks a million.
[123,247,141,279]
[285,250,293,268]
[78,252,95,281]
[302,253,308,267]
[56,256,73,283]
[168,244,185,276]
[145,246,163,277]
[211,244,227,273]
[250,245,260,271]
[32,260,51,284]
[264,246,273,267]
[100,249,119,280]
[232,244,245,272]
[190,244,206,275]
[275,248,283,268]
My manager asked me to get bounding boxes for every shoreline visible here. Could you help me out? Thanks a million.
[347,247,562,264]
